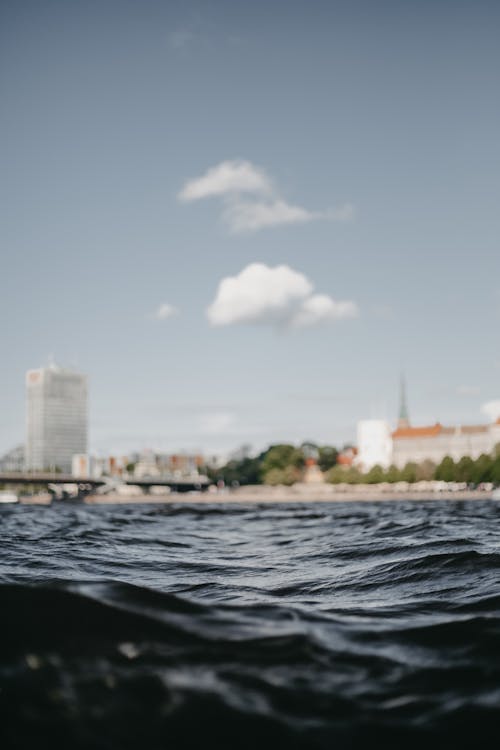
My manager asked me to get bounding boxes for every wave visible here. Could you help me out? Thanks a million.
[2,499,500,748]
[2,578,500,749]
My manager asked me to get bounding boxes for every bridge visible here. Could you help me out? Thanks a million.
[0,472,212,495]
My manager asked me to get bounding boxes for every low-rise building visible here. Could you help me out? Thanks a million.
[392,421,500,468]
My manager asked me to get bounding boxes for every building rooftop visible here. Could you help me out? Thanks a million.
[393,423,492,440]
[393,424,443,439]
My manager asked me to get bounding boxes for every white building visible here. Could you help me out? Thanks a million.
[26,365,88,473]
[356,419,393,470]
[392,421,500,467]
[357,380,500,470]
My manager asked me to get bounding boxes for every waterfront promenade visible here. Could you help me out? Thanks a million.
[81,484,492,504]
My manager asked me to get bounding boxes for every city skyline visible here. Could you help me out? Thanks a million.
[0,360,498,465]
[1,0,500,456]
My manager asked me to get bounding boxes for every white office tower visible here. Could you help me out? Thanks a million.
[357,419,393,470]
[26,365,88,472]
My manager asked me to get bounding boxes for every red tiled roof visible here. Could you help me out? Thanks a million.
[392,424,442,439]
[393,423,491,439]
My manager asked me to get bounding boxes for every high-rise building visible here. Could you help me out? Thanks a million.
[25,365,88,472]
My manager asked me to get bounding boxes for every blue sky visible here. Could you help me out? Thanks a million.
[1,0,499,456]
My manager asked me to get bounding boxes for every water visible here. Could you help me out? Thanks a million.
[1,499,500,748]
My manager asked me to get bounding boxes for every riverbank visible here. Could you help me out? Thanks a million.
[82,484,493,504]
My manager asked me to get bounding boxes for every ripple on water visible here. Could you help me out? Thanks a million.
[1,499,500,748]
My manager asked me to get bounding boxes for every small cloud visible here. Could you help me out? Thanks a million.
[290,293,359,328]
[223,199,318,233]
[481,400,500,421]
[206,262,358,329]
[456,385,481,396]
[179,160,272,202]
[178,159,353,234]
[154,303,179,321]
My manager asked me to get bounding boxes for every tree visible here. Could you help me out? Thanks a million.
[343,466,364,484]
[263,465,300,486]
[490,455,500,485]
[325,466,348,484]
[385,465,401,483]
[455,456,474,484]
[317,445,339,472]
[365,464,385,484]
[471,454,493,485]
[400,462,418,483]
[260,444,305,477]
[415,459,436,481]
[435,456,456,482]
[215,456,262,486]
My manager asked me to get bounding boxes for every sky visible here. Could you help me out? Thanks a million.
[1,0,499,457]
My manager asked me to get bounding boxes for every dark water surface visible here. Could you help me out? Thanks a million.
[1,499,500,749]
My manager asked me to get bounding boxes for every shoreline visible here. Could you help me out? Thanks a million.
[84,487,492,504]
[15,483,497,505]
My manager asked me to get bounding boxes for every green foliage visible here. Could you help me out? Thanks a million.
[325,465,363,484]
[455,456,474,483]
[325,466,345,484]
[214,456,262,486]
[263,465,300,486]
[209,440,500,490]
[400,462,418,483]
[317,446,339,472]
[470,454,492,484]
[435,456,456,482]
[385,465,401,483]
[260,444,305,475]
[365,464,385,484]
[490,456,500,484]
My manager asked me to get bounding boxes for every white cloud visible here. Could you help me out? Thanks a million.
[154,303,179,320]
[206,262,359,329]
[207,263,311,326]
[178,160,272,202]
[290,293,359,328]
[223,199,317,233]
[178,159,354,233]
[481,400,500,421]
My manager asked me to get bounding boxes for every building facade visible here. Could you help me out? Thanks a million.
[392,422,500,468]
[356,420,393,470]
[357,381,500,470]
[25,365,88,472]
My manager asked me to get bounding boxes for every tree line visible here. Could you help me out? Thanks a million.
[205,443,339,487]
[205,444,500,487]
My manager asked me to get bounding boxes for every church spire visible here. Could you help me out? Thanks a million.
[398,375,410,429]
